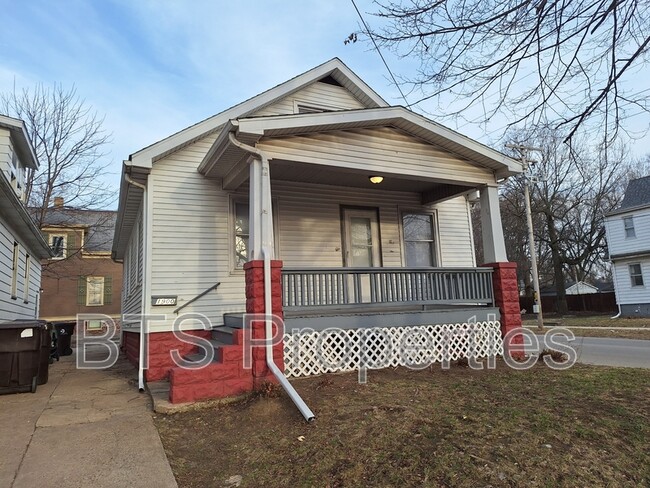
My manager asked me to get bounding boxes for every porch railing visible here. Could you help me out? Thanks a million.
[282,267,494,310]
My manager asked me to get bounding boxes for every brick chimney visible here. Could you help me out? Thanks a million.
[53,196,64,208]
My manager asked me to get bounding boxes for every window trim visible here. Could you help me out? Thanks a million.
[629,263,644,288]
[11,242,19,299]
[49,233,67,259]
[399,209,440,267]
[229,196,280,272]
[232,198,250,270]
[623,216,636,239]
[23,254,30,303]
[86,276,105,306]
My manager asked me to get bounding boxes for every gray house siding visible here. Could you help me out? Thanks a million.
[0,212,43,321]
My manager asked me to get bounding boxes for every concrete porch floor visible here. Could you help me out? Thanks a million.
[0,339,177,488]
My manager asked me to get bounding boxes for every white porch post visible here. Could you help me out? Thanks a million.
[479,184,508,263]
[248,156,275,260]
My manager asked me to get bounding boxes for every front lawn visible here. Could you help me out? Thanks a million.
[155,363,650,487]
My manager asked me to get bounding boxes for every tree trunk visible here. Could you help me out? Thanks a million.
[546,213,568,315]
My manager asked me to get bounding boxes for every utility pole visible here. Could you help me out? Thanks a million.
[506,143,545,331]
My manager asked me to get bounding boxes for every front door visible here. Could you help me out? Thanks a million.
[342,208,381,267]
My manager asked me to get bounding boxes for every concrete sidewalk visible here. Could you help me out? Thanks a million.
[0,346,177,488]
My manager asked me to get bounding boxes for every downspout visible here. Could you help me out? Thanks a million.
[124,172,148,392]
[228,132,315,422]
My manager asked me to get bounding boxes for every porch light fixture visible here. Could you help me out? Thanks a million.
[369,176,384,184]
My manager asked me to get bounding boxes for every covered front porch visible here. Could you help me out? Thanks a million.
[198,107,514,334]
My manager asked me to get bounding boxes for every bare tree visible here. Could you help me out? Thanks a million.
[1,83,114,227]
[358,0,650,144]
[500,127,628,313]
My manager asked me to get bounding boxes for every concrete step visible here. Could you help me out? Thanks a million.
[223,313,244,329]
[181,338,229,363]
[212,326,240,344]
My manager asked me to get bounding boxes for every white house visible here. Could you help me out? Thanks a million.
[112,59,524,405]
[565,281,599,295]
[605,176,650,317]
[0,115,51,321]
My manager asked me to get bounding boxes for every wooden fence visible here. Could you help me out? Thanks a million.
[520,292,617,314]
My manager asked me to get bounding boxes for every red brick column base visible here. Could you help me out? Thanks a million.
[483,262,525,359]
[121,329,212,381]
[244,259,285,388]
[165,259,286,404]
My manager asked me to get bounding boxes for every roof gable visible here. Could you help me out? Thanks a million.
[198,107,523,178]
[620,176,650,210]
[0,114,39,169]
[129,58,388,167]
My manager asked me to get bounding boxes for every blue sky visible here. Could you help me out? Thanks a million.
[2,0,648,205]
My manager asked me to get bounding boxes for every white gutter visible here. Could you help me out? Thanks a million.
[228,131,315,422]
[124,172,148,392]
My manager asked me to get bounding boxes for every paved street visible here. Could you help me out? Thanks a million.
[533,335,650,369]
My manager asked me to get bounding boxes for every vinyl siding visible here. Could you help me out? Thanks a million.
[0,130,11,180]
[0,213,42,320]
[121,202,144,319]
[605,207,650,257]
[612,258,650,305]
[147,135,476,332]
[253,81,366,117]
[257,127,494,185]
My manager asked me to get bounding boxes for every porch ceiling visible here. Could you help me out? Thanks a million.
[267,159,475,203]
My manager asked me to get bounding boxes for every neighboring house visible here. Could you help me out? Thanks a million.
[36,201,122,328]
[0,115,51,320]
[605,175,650,316]
[565,281,599,295]
[112,59,524,404]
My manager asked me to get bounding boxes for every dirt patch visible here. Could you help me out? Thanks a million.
[154,363,650,487]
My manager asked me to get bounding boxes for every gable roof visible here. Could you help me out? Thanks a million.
[37,207,117,253]
[198,107,522,177]
[128,58,388,167]
[620,175,650,210]
[606,175,650,216]
[0,114,39,169]
[0,172,51,258]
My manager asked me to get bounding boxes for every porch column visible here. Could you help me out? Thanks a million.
[249,156,275,260]
[479,184,507,263]
[246,155,283,387]
[479,185,524,357]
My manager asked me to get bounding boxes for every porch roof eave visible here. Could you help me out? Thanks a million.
[197,107,524,180]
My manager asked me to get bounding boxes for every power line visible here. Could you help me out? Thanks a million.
[350,0,410,107]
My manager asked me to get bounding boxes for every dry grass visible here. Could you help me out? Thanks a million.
[155,363,650,488]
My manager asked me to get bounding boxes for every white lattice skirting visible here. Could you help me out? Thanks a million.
[283,321,504,378]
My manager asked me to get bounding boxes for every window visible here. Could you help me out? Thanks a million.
[234,201,250,268]
[402,212,437,267]
[629,264,644,287]
[50,234,67,259]
[23,254,31,303]
[86,277,105,306]
[11,242,19,299]
[624,216,636,238]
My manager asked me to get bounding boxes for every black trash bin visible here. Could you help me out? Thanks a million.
[53,321,76,357]
[0,320,51,394]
